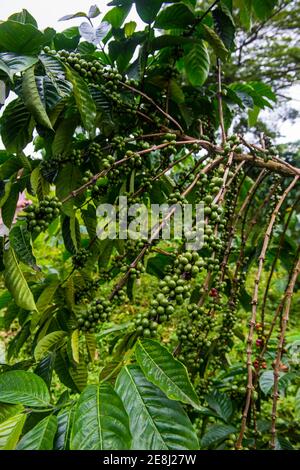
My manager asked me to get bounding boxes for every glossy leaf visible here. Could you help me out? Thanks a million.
[0,52,38,81]
[54,407,74,450]
[201,424,236,448]
[115,365,199,450]
[155,4,195,29]
[17,415,57,450]
[22,66,53,129]
[0,413,26,450]
[205,390,233,423]
[0,21,46,55]
[66,68,96,132]
[135,339,200,408]
[70,383,131,450]
[3,247,37,312]
[0,371,50,407]
[8,9,38,27]
[30,166,50,200]
[0,98,33,152]
[54,348,88,392]
[0,404,24,425]
[135,0,163,24]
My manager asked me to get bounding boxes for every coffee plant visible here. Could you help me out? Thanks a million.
[0,1,299,451]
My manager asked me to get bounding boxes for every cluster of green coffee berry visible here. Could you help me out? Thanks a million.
[72,248,89,269]
[77,299,112,332]
[25,197,62,233]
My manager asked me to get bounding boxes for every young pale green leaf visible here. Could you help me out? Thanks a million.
[135,339,200,408]
[54,407,75,450]
[22,66,53,130]
[115,365,199,450]
[3,247,37,312]
[135,0,163,24]
[155,3,195,29]
[201,424,236,448]
[17,415,57,450]
[70,329,80,363]
[34,331,67,361]
[9,225,39,270]
[0,98,33,152]
[66,68,96,133]
[184,41,210,87]
[0,413,26,450]
[0,53,38,81]
[70,383,131,450]
[0,371,50,407]
[0,21,46,54]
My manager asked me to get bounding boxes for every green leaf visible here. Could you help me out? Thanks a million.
[59,12,88,22]
[200,24,228,61]
[0,404,24,425]
[135,339,200,408]
[252,0,277,20]
[248,105,260,127]
[0,21,46,55]
[34,331,67,361]
[22,66,53,130]
[135,0,163,24]
[0,371,50,407]
[205,390,233,423]
[212,5,235,51]
[66,68,96,133]
[70,383,131,450]
[150,35,195,51]
[115,365,199,450]
[0,98,33,152]
[1,183,19,228]
[155,3,195,29]
[35,352,56,388]
[8,10,38,27]
[275,435,295,451]
[70,330,80,364]
[9,225,38,270]
[35,280,59,314]
[184,41,210,86]
[54,407,74,450]
[17,415,57,450]
[103,6,132,28]
[3,247,37,312]
[0,413,26,450]
[85,332,97,361]
[201,424,236,448]
[54,347,88,392]
[0,53,38,81]
[125,21,137,37]
[52,117,78,156]
[30,166,50,200]
[56,163,84,216]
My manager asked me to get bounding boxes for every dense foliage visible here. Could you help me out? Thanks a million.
[0,0,299,451]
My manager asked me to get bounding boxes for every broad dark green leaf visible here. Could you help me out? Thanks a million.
[0,371,50,407]
[0,21,46,55]
[0,413,26,450]
[1,182,19,228]
[3,247,37,312]
[200,424,236,448]
[135,0,163,24]
[135,339,200,408]
[54,348,87,392]
[103,6,132,28]
[17,415,57,450]
[22,66,53,129]
[54,407,74,450]
[34,352,56,389]
[56,163,84,216]
[205,390,233,423]
[9,225,38,270]
[0,53,38,81]
[0,98,33,152]
[30,166,50,200]
[115,365,199,450]
[66,68,96,133]
[70,383,131,450]
[155,3,195,29]
[252,0,277,20]
[275,435,294,450]
[184,41,210,86]
[212,5,235,51]
[200,24,228,61]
